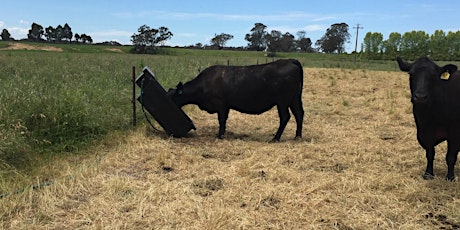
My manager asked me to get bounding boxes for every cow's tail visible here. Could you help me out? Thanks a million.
[291,59,304,93]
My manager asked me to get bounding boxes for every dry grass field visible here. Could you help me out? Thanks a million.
[1,67,460,229]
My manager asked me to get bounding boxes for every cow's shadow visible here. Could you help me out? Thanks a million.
[145,125,303,143]
[185,129,274,143]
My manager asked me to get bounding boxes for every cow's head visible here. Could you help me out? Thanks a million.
[397,57,457,105]
[167,82,185,107]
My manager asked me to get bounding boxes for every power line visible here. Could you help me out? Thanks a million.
[353,23,363,62]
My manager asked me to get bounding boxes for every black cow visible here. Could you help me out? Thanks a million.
[397,56,460,181]
[167,59,304,142]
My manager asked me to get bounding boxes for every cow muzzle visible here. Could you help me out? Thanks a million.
[412,95,429,104]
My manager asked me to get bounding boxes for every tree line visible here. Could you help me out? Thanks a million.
[2,21,351,55]
[4,21,460,61]
[363,30,460,61]
[200,22,349,54]
[130,22,350,54]
[131,22,460,61]
[1,22,93,44]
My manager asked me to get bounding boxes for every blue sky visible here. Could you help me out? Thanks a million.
[1,0,459,52]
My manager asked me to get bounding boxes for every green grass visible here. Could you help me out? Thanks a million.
[0,52,126,161]
[0,42,9,49]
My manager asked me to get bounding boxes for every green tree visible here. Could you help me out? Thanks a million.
[156,26,173,46]
[363,32,383,59]
[80,34,92,44]
[400,30,429,60]
[193,43,203,49]
[280,32,295,52]
[74,33,81,43]
[130,25,173,54]
[1,29,12,41]
[45,26,55,42]
[63,23,73,42]
[296,30,314,52]
[210,33,234,49]
[316,23,350,53]
[55,25,64,42]
[265,31,296,53]
[382,32,401,59]
[27,23,44,42]
[265,30,282,53]
[245,23,268,51]
[44,24,73,43]
[446,31,460,60]
[429,30,449,60]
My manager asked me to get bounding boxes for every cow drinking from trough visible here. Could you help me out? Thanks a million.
[397,57,460,181]
[167,59,304,142]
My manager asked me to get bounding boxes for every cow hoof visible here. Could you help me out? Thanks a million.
[446,176,456,182]
[423,172,435,180]
[216,134,224,139]
[294,136,302,141]
[269,138,280,143]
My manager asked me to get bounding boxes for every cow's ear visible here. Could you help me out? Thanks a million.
[441,64,457,75]
[396,57,412,72]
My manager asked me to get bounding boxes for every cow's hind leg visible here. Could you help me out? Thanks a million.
[445,141,460,181]
[216,108,230,139]
[289,96,304,139]
[271,105,290,142]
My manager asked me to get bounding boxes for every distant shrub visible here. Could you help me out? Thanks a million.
[130,45,158,54]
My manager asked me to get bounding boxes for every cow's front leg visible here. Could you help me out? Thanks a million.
[446,142,459,181]
[216,109,229,139]
[423,146,435,180]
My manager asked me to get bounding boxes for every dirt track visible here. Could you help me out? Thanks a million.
[1,42,63,52]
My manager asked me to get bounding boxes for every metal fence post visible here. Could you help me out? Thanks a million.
[132,66,136,127]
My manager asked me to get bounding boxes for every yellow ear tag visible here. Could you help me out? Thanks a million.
[441,72,450,80]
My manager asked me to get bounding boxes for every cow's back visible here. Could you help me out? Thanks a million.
[203,60,303,114]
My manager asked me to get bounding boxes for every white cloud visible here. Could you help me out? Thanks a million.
[91,29,132,37]
[312,16,337,22]
[116,9,332,23]
[19,20,29,25]
[217,11,323,22]
[0,21,28,39]
[178,33,197,38]
[303,24,325,32]
[268,24,325,34]
[89,29,133,44]
[111,12,134,18]
[7,27,29,39]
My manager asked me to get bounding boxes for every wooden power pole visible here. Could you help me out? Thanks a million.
[353,23,363,62]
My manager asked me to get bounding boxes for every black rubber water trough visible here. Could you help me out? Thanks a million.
[136,67,195,137]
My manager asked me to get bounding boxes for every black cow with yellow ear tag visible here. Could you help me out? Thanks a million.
[397,56,460,181]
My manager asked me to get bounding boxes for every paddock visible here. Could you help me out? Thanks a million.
[1,67,459,229]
